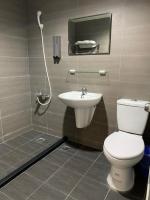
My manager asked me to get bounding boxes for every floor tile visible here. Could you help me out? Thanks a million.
[0,144,13,157]
[0,192,12,200]
[21,131,42,140]
[124,172,147,200]
[58,142,79,155]
[105,190,137,200]
[0,149,28,168]
[0,141,146,200]
[1,173,41,200]
[18,140,46,155]
[66,196,78,200]
[85,152,110,185]
[86,161,110,185]
[32,134,59,147]
[48,167,82,194]
[44,149,73,166]
[64,155,92,175]
[76,148,101,161]
[96,153,110,166]
[71,176,108,200]
[26,159,59,182]
[0,160,15,179]
[28,183,66,200]
[6,136,29,148]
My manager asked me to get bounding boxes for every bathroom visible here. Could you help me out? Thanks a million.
[0,0,150,199]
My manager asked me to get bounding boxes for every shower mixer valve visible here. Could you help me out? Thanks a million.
[36,92,50,104]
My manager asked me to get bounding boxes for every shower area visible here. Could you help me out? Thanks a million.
[0,0,64,186]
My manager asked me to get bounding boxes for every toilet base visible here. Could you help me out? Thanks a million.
[107,166,135,192]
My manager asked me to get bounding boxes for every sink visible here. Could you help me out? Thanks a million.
[58,91,102,108]
[58,91,102,128]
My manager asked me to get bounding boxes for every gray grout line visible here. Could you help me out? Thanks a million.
[25,149,80,200]
[0,191,13,200]
[1,137,34,155]
[0,56,29,59]
[0,92,31,102]
[66,196,78,200]
[3,131,49,152]
[103,188,111,200]
[0,132,59,176]
[2,109,31,120]
[64,152,103,200]
[0,75,30,79]
[25,171,68,196]
[0,111,4,143]
[29,129,61,140]
[1,125,32,143]
[0,33,28,40]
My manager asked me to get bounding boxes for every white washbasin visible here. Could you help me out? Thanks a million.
[58,91,102,108]
[58,91,103,128]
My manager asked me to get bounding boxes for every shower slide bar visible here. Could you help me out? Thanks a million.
[0,136,67,188]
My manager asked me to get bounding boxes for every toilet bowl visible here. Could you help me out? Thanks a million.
[104,131,144,192]
[103,99,149,192]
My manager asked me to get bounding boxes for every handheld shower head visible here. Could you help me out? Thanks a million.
[37,10,44,29]
[37,10,42,17]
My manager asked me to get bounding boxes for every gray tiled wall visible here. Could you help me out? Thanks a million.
[0,0,32,142]
[28,0,150,149]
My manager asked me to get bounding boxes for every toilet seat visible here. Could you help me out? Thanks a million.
[104,131,144,160]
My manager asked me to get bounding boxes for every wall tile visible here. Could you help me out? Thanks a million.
[122,26,150,56]
[2,110,31,136]
[0,35,28,57]
[0,57,29,77]
[120,56,150,84]
[0,93,31,117]
[28,0,150,149]
[0,0,31,141]
[122,0,150,28]
[0,77,30,98]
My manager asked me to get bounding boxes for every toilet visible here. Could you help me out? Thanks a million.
[103,99,149,192]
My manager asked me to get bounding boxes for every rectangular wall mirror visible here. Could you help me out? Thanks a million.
[68,13,112,55]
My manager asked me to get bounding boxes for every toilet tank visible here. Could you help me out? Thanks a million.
[117,99,149,135]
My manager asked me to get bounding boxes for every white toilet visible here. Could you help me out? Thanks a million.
[103,99,149,192]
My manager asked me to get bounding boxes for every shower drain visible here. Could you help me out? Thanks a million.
[60,145,71,151]
[35,137,46,144]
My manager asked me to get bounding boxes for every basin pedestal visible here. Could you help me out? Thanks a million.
[75,106,96,128]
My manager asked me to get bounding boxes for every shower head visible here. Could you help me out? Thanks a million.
[37,10,42,17]
[37,10,44,30]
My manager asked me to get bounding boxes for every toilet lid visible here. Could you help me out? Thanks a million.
[104,131,144,160]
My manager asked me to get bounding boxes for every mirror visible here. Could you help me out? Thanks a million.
[68,13,112,55]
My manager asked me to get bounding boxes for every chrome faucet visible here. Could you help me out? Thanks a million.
[81,88,87,98]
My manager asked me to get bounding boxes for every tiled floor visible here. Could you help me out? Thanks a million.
[0,130,59,180]
[0,142,147,200]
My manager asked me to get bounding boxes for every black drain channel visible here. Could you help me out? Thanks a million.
[0,136,68,188]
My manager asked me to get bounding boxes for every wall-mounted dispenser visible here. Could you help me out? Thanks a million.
[53,36,61,64]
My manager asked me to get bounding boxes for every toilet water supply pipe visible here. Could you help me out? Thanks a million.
[36,11,52,106]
